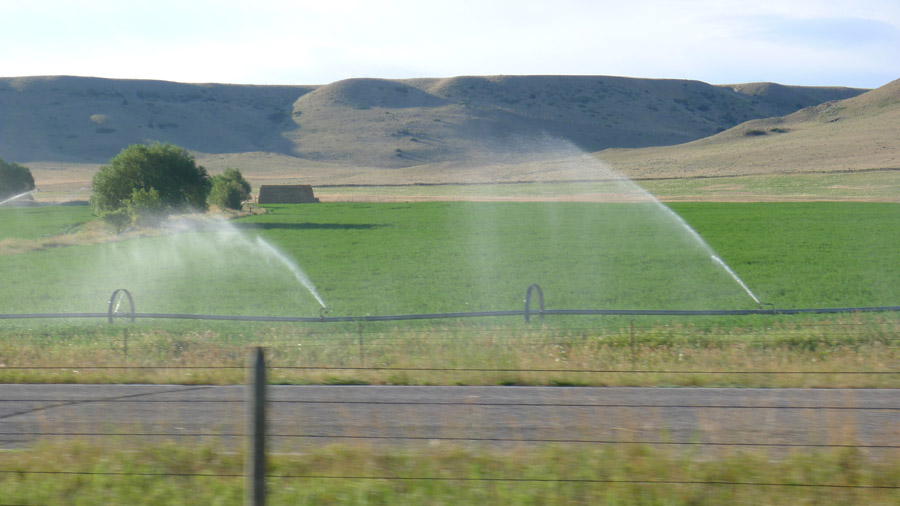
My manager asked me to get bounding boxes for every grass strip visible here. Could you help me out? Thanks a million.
[1,317,898,387]
[1,439,898,505]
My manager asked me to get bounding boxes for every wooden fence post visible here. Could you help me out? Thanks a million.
[630,320,636,371]
[246,347,267,506]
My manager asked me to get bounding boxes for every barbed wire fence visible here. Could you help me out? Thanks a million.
[2,357,900,505]
[1,299,900,504]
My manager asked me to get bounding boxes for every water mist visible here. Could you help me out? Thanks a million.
[85,215,327,316]
[0,189,37,206]
[450,134,763,310]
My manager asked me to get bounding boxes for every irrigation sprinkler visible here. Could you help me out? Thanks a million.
[107,289,135,324]
[1,284,897,324]
[524,283,545,323]
[0,189,38,206]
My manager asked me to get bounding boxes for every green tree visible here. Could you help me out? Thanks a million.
[208,180,246,210]
[101,208,131,233]
[208,168,252,210]
[90,143,211,221]
[128,187,166,227]
[0,157,35,201]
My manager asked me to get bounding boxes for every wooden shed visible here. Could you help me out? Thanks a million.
[256,185,319,204]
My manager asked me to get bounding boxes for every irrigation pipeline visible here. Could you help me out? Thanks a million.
[3,306,900,324]
[0,286,896,323]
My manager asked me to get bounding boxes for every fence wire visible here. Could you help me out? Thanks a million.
[2,383,898,498]
[1,469,898,490]
[1,316,899,502]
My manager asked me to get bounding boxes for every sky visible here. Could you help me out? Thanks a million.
[1,0,898,89]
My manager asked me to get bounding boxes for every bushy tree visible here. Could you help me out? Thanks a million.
[90,143,211,224]
[208,180,246,210]
[218,168,251,197]
[0,157,35,200]
[208,168,251,210]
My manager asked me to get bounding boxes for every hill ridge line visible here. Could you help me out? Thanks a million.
[1,74,866,170]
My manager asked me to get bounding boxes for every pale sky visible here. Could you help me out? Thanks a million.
[2,0,898,88]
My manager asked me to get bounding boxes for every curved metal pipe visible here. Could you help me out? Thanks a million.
[107,289,135,324]
[3,304,900,323]
[524,283,545,323]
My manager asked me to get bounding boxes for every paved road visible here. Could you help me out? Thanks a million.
[1,385,897,454]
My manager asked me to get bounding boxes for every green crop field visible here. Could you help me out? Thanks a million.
[670,202,900,308]
[0,205,93,240]
[1,202,899,317]
[2,201,900,387]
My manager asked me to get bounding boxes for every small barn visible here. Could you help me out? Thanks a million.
[256,185,319,204]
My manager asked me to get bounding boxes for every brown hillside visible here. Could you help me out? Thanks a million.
[280,75,865,168]
[599,78,900,178]
[0,76,313,163]
[0,75,864,171]
[727,82,862,112]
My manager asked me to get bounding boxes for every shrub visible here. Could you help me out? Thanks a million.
[128,188,166,227]
[101,208,131,233]
[208,180,246,210]
[208,168,251,210]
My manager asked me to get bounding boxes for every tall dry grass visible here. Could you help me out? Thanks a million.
[1,316,897,387]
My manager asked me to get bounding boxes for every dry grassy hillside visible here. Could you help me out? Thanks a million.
[284,76,863,168]
[600,78,900,178]
[1,75,862,171]
[0,76,312,163]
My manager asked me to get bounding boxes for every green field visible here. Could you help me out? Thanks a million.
[0,202,900,388]
[2,201,899,387]
[1,201,898,317]
[0,204,93,240]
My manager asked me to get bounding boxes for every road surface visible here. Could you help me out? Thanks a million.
[1,385,897,454]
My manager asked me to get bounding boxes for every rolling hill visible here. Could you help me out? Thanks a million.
[600,78,900,178]
[0,76,312,163]
[0,75,863,172]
